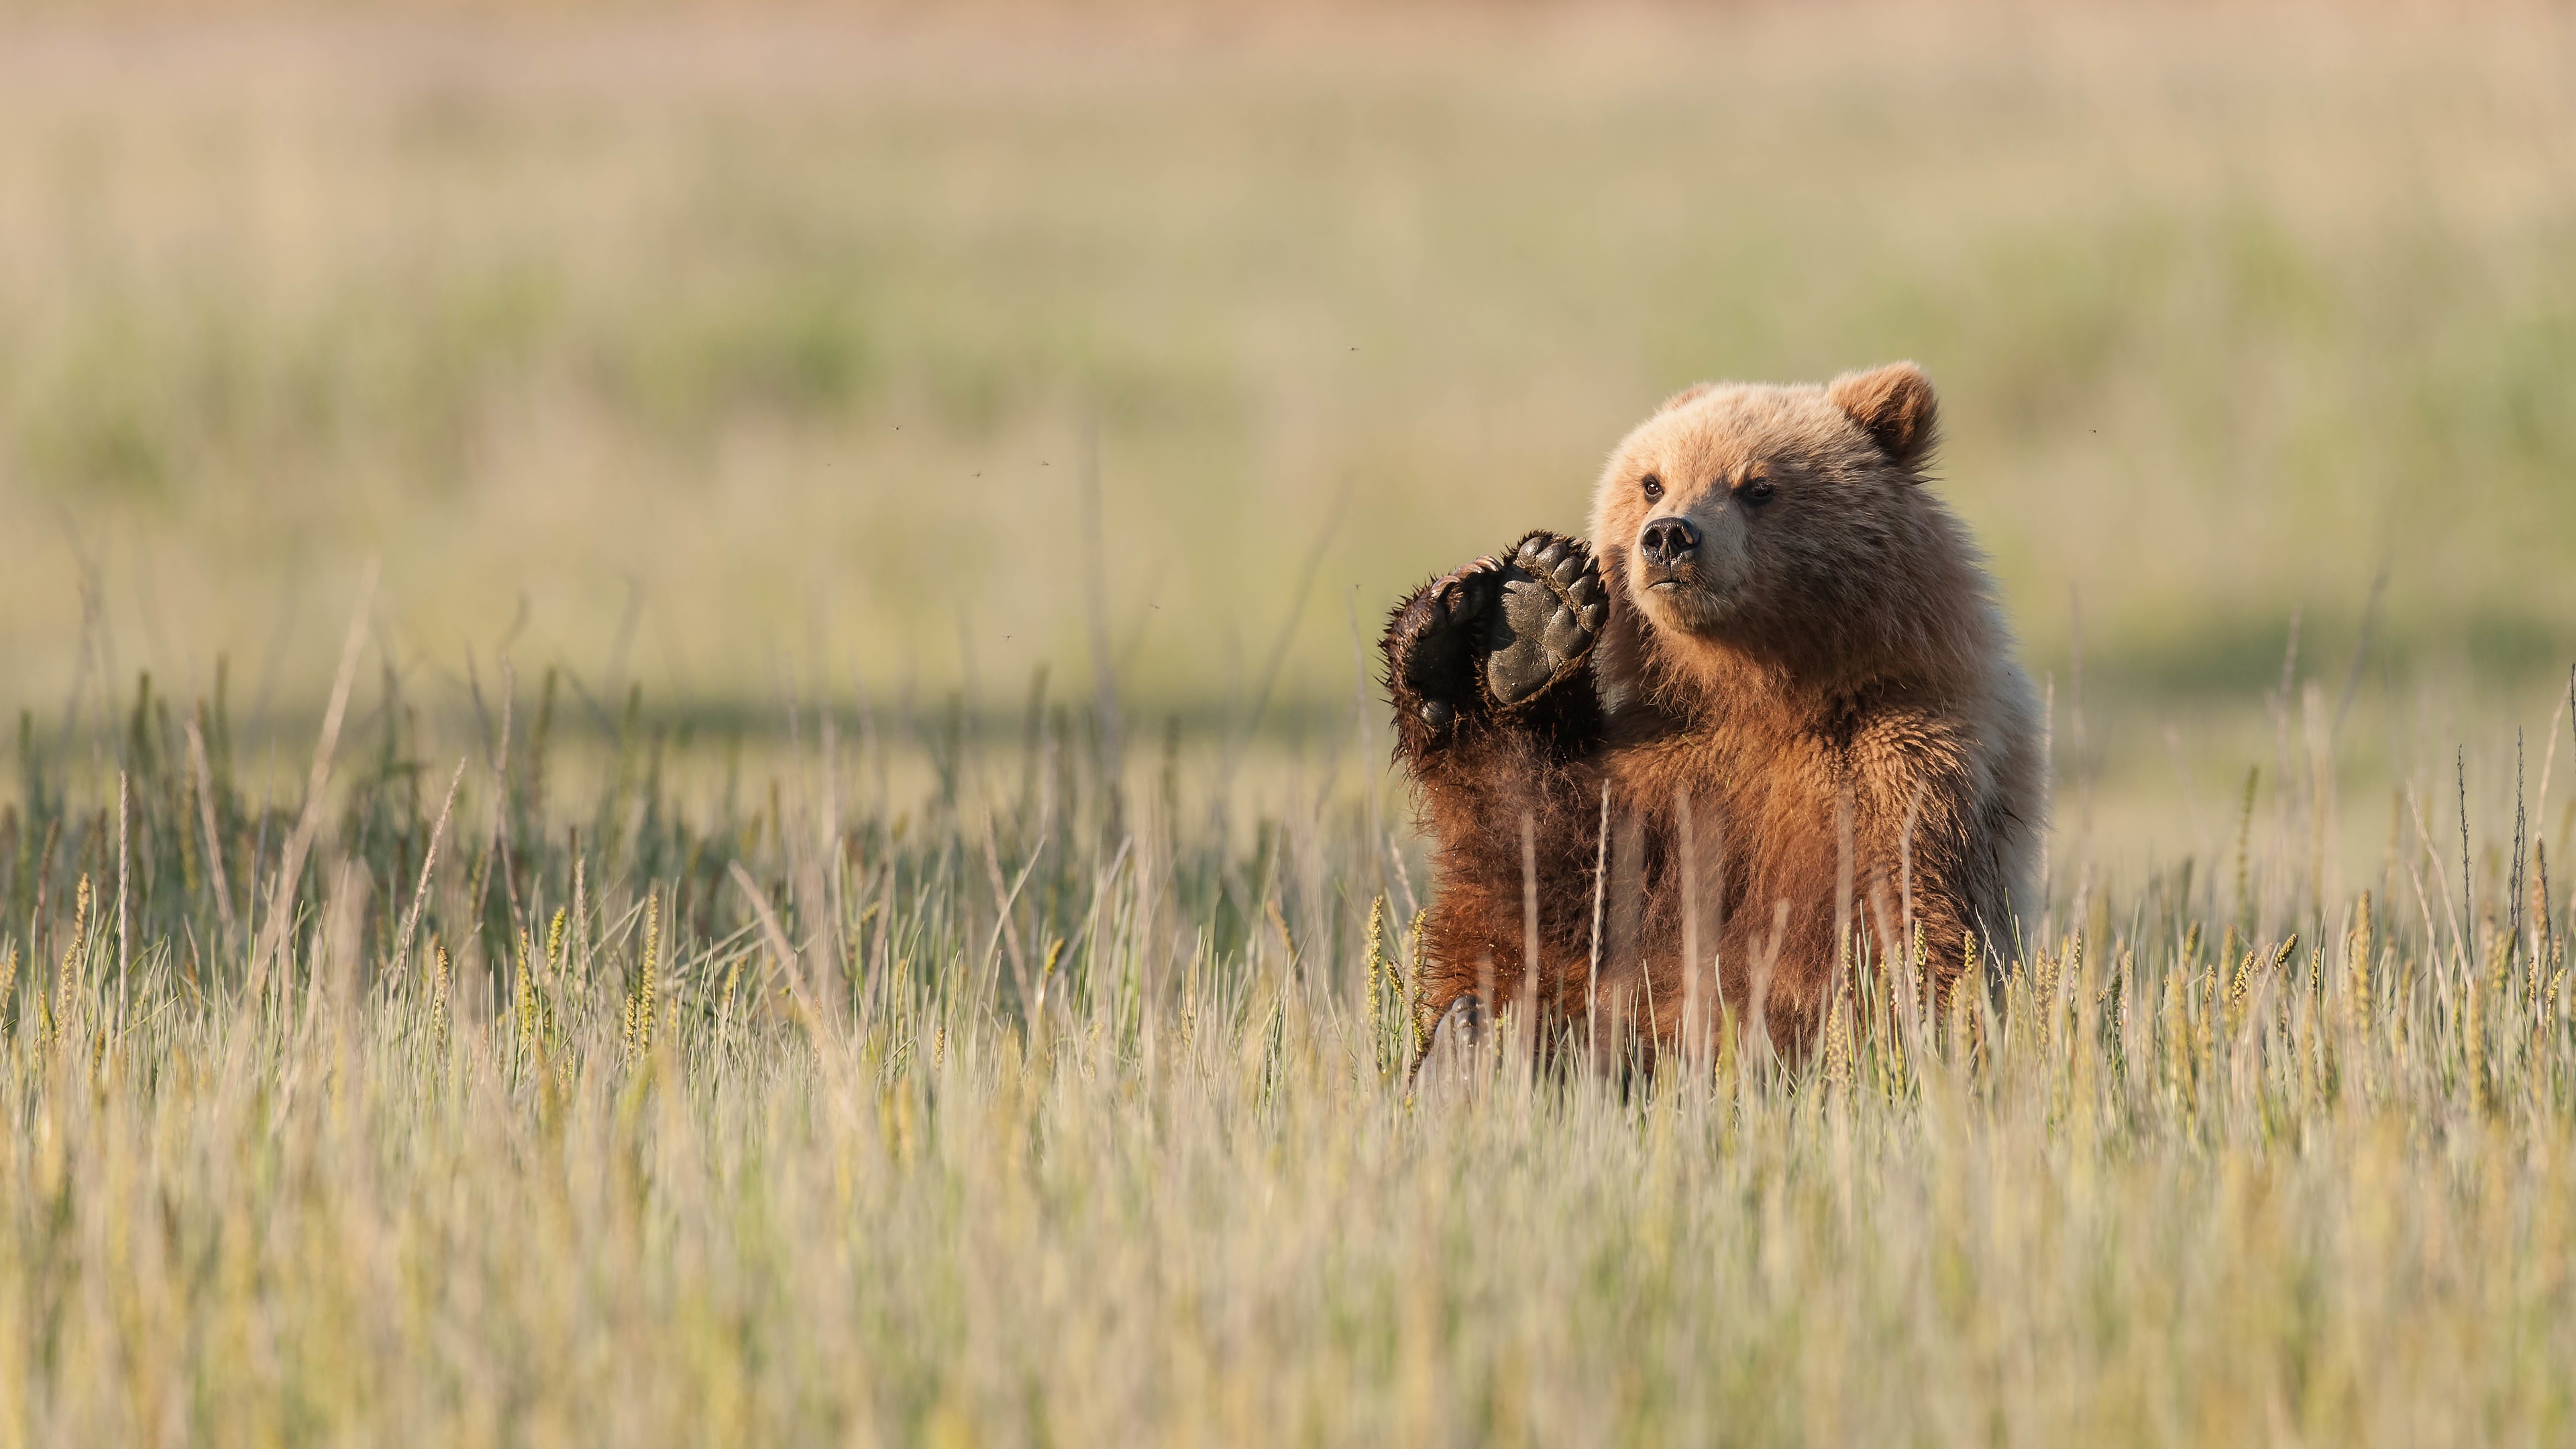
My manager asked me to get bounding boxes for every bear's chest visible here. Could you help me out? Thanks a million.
[1601,718,1845,827]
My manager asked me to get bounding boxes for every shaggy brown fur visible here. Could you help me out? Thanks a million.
[1383,362,2045,1061]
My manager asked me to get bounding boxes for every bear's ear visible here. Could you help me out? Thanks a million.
[1827,362,1939,471]
[1657,382,1715,415]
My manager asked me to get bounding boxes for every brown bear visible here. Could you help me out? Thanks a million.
[1382,362,2044,1066]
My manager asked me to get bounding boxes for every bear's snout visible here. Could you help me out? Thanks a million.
[1638,516,1700,572]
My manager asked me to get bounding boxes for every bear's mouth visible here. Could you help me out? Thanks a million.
[1631,562,1743,635]
[1635,561,1690,592]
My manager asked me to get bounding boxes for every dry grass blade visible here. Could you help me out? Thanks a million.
[247,560,376,1003]
[184,716,237,947]
[392,758,470,983]
[729,859,847,1075]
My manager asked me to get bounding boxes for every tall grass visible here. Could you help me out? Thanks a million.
[3,659,2573,1445]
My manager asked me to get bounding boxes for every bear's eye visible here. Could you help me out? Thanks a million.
[1640,474,1664,502]
[1743,478,1776,504]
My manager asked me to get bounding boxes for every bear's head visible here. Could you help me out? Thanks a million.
[1587,362,1991,709]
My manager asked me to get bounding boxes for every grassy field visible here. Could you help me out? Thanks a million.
[2,655,2574,1444]
[6,3,2576,1443]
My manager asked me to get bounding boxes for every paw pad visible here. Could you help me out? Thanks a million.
[1483,531,1606,706]
[1389,531,1603,732]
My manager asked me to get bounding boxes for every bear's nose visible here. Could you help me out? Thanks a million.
[1639,516,1700,566]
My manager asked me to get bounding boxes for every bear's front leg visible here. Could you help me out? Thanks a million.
[1382,530,1608,763]
[1384,532,1610,1071]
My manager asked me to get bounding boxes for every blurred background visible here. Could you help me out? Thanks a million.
[2,1,2572,873]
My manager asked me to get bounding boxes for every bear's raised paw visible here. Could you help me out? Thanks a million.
[1386,531,1604,733]
[1484,531,1607,706]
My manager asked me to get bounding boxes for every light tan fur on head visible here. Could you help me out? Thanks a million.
[1587,361,1990,711]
